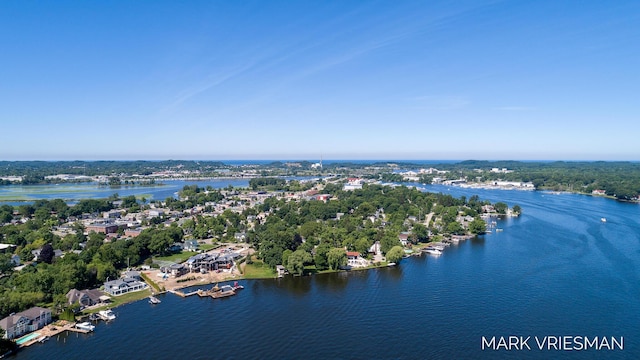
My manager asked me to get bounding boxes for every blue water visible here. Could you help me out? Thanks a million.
[14,186,640,359]
[0,177,318,205]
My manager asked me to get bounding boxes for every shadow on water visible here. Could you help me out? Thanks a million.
[470,235,485,246]
[312,270,355,291]
[255,275,313,296]
[376,264,403,281]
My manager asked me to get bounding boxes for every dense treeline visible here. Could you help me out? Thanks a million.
[435,161,640,200]
[0,160,227,178]
[249,184,495,274]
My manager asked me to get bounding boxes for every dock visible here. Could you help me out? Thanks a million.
[168,289,200,297]
[16,321,94,348]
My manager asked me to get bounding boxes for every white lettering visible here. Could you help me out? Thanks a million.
[535,336,546,350]
[584,336,598,349]
[611,336,624,350]
[496,336,508,350]
[547,336,559,350]
[599,337,611,350]
[481,336,496,350]
[562,336,572,351]
[573,336,584,351]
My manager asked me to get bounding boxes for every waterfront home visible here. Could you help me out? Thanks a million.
[66,288,108,308]
[0,307,52,340]
[347,252,370,268]
[103,277,147,296]
[398,233,410,246]
[160,263,188,277]
[186,253,219,272]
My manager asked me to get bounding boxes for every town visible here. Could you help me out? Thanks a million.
[0,173,519,354]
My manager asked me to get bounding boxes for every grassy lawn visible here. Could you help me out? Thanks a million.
[154,251,198,263]
[83,289,151,314]
[243,257,276,279]
[199,244,216,251]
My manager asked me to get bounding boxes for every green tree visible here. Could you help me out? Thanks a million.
[385,246,404,264]
[327,248,347,270]
[468,218,487,234]
[287,249,312,276]
[494,202,508,214]
[313,243,331,271]
[512,205,522,215]
[446,221,465,235]
[39,243,55,264]
[412,223,429,242]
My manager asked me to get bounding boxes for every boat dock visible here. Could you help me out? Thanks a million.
[16,321,93,348]
[168,289,200,297]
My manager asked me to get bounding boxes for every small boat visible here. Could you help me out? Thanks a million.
[495,228,504,232]
[209,284,236,299]
[76,322,95,332]
[37,336,50,343]
[88,313,100,321]
[98,309,116,321]
[232,281,244,291]
[423,247,442,255]
[601,217,607,223]
[148,296,161,304]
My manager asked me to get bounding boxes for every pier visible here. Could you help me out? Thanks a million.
[168,289,200,297]
[16,321,94,348]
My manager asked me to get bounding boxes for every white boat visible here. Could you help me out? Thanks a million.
[98,309,116,321]
[601,217,607,223]
[76,322,95,331]
[423,247,442,255]
[148,296,161,304]
[232,281,244,291]
[37,336,50,343]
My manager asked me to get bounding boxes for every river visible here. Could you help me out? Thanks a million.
[12,184,640,359]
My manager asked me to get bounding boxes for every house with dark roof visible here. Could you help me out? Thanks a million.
[0,307,52,340]
[66,288,106,308]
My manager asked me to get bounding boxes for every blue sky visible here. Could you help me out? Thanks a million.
[1,1,639,161]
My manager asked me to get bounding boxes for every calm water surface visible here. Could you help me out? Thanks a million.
[14,185,640,359]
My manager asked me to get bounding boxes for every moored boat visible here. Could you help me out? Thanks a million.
[423,247,442,255]
[98,309,116,321]
[149,295,161,304]
[232,281,244,291]
[76,322,95,331]
[37,336,50,343]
